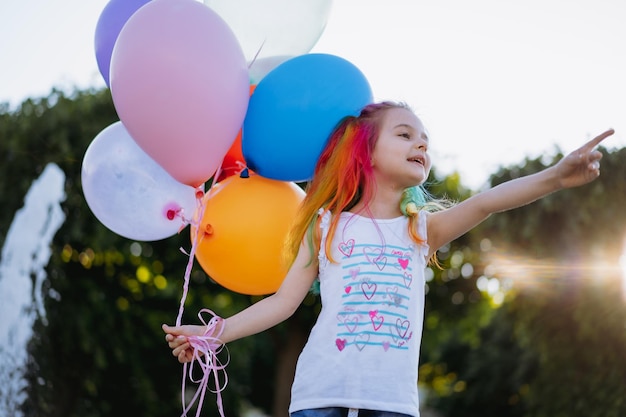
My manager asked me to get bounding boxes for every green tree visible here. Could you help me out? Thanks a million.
[481,149,626,417]
[9,88,622,417]
[426,149,626,417]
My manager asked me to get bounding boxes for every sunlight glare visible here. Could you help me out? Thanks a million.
[479,249,624,303]
[620,238,626,302]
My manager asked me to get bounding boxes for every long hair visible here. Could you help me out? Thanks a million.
[285,101,441,266]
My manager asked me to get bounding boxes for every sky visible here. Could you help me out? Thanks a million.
[1,0,625,189]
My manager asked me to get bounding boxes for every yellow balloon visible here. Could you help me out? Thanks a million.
[194,173,305,295]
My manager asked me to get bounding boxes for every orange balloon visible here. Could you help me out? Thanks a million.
[194,172,305,295]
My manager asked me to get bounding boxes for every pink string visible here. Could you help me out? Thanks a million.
[181,309,229,417]
[175,166,222,327]
[173,168,230,417]
[175,186,206,327]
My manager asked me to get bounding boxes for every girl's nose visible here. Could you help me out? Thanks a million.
[414,140,427,151]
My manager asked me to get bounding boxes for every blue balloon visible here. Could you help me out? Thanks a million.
[242,53,373,182]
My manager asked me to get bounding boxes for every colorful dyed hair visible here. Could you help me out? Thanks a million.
[285,101,438,267]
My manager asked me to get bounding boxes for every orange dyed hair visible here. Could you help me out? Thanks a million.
[285,101,430,266]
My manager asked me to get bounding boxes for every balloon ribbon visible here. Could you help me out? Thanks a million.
[181,309,229,417]
[174,173,229,417]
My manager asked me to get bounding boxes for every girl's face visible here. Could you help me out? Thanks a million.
[371,107,431,190]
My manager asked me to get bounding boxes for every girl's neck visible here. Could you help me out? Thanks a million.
[349,187,403,219]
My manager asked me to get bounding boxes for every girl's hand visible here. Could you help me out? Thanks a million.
[555,129,614,189]
[162,324,206,363]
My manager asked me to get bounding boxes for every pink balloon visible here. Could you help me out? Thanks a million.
[110,0,249,187]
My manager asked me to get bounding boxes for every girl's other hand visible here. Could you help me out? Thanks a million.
[556,129,614,189]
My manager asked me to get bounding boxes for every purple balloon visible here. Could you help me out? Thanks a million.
[94,0,151,87]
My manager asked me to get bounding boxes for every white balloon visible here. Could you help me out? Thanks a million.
[246,55,291,85]
[81,122,199,241]
[203,0,333,83]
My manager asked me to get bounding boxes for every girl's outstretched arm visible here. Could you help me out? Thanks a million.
[163,238,319,363]
[426,129,614,257]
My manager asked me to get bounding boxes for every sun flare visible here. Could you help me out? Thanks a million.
[479,249,625,303]
[620,240,626,302]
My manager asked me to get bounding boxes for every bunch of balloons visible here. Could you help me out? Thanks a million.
[83,0,373,295]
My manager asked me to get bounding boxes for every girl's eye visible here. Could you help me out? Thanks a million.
[399,132,411,139]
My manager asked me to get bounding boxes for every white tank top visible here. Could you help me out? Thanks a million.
[289,210,429,416]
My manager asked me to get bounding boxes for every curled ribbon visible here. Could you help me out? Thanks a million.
[181,309,229,417]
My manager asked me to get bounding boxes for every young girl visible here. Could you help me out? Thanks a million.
[163,101,613,417]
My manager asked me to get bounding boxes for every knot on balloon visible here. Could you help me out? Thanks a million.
[166,208,179,221]
[181,309,229,417]
[163,203,184,222]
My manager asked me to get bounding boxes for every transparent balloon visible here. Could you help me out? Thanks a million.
[203,0,333,83]
[81,122,199,241]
